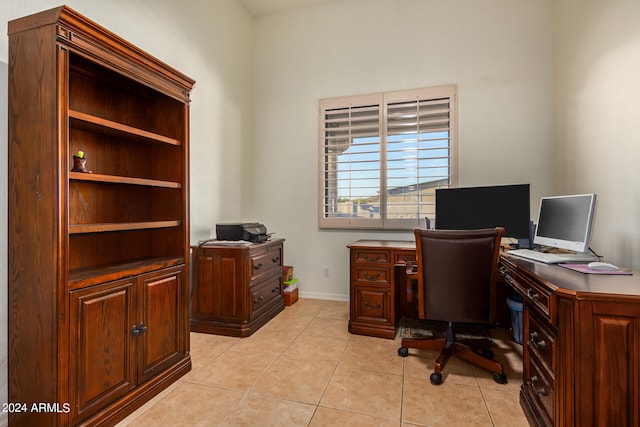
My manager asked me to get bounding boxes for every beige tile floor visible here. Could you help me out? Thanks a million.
[117,299,529,426]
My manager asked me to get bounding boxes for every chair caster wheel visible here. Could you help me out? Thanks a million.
[482,348,494,359]
[398,347,409,357]
[430,372,443,385]
[493,372,507,384]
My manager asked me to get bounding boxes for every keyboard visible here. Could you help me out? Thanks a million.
[508,248,597,264]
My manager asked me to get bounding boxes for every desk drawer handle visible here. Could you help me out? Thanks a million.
[272,256,280,263]
[530,331,547,349]
[529,375,547,396]
[254,296,264,304]
[364,301,381,310]
[364,271,381,280]
[364,255,381,262]
[527,288,539,300]
[254,263,263,270]
[271,286,280,293]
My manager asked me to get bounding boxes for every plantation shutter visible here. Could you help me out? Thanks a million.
[319,85,457,229]
[384,86,456,228]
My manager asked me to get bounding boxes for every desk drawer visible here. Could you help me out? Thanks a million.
[354,266,389,285]
[500,261,555,323]
[393,250,416,265]
[526,350,554,422]
[528,311,556,371]
[352,285,392,325]
[353,249,390,265]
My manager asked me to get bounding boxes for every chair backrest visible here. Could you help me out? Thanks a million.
[414,227,504,324]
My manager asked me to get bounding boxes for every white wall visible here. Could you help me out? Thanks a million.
[554,0,640,270]
[1,0,253,421]
[250,0,555,300]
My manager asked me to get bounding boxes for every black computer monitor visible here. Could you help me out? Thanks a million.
[533,194,597,253]
[435,184,531,239]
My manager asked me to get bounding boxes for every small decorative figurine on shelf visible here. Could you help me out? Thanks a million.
[71,150,90,173]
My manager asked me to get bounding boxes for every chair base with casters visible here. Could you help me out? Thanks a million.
[398,320,507,385]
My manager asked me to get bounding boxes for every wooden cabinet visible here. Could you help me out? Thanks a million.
[8,6,194,426]
[500,255,640,427]
[191,239,286,337]
[347,240,416,339]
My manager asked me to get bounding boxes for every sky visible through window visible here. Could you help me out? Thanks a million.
[336,131,450,199]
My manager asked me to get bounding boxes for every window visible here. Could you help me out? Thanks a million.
[318,85,458,229]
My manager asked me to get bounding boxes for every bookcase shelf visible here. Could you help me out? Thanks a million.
[69,220,182,234]
[69,256,185,289]
[69,171,181,188]
[69,109,181,146]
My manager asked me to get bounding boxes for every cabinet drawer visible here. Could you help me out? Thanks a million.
[250,275,283,319]
[528,311,556,370]
[251,244,283,280]
[526,350,554,422]
[352,285,392,325]
[354,266,389,285]
[353,249,390,265]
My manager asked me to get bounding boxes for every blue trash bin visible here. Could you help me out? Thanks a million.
[507,294,523,344]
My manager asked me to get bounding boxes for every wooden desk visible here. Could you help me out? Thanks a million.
[348,239,640,426]
[347,240,416,339]
[500,254,640,427]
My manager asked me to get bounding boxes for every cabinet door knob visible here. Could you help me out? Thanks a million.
[139,322,148,336]
[131,324,140,337]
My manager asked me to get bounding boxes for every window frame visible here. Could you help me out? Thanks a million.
[318,85,458,230]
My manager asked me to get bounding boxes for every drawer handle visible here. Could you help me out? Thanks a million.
[254,263,263,270]
[364,271,381,280]
[527,288,540,300]
[272,256,280,263]
[254,296,264,304]
[271,287,279,293]
[364,254,381,261]
[400,256,413,263]
[364,301,381,310]
[530,331,547,349]
[529,375,547,396]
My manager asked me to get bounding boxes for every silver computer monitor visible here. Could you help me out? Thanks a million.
[533,194,597,253]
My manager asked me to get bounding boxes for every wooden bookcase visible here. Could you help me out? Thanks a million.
[8,6,195,426]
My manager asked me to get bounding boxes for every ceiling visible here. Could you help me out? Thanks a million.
[238,0,338,16]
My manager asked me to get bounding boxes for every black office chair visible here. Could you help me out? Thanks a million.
[398,227,507,385]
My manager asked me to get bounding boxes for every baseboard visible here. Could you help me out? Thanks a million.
[298,291,349,302]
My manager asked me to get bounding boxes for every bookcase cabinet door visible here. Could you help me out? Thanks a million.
[138,266,187,383]
[69,278,137,424]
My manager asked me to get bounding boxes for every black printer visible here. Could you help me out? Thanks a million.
[216,222,269,243]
